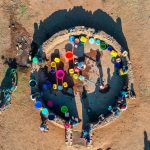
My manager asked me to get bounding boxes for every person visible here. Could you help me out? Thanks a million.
[74,61,86,70]
[98,114,105,124]
[69,116,81,126]
[64,122,71,129]
[121,86,129,98]
[39,111,49,132]
[116,96,125,107]
[99,83,110,93]
[39,122,49,132]
[130,83,136,99]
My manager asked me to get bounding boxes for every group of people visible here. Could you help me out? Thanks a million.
[81,124,93,146]
[108,85,136,117]
[0,68,17,113]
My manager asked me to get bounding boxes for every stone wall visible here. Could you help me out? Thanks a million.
[38,26,135,130]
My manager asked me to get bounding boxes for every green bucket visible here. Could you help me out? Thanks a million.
[32,57,39,64]
[61,106,68,114]
[100,42,108,50]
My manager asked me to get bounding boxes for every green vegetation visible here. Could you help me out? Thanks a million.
[19,4,28,16]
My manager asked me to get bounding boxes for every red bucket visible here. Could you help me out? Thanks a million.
[65,51,74,60]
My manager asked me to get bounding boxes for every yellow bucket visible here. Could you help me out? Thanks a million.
[69,68,74,75]
[53,84,57,89]
[51,61,56,68]
[80,36,88,43]
[73,74,78,79]
[54,57,60,63]
[110,50,118,57]
[63,82,68,88]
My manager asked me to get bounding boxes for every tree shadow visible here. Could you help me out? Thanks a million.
[31,6,129,57]
[144,131,150,150]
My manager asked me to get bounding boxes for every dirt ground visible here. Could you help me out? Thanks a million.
[0,0,150,150]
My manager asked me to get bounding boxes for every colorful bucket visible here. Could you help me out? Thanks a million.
[69,68,74,75]
[29,79,37,87]
[48,113,56,120]
[56,70,65,79]
[54,57,60,63]
[32,57,39,64]
[73,74,78,79]
[65,51,74,60]
[58,85,63,91]
[80,36,88,43]
[107,45,113,51]
[78,75,85,81]
[110,50,118,57]
[53,84,57,90]
[89,37,95,44]
[100,42,108,50]
[50,68,55,74]
[95,39,101,45]
[69,35,75,42]
[34,101,42,109]
[51,61,56,68]
[41,108,49,115]
[63,82,68,88]
[61,106,68,113]
[65,112,70,118]
[74,67,80,73]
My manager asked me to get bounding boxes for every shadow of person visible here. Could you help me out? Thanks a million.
[98,57,103,85]
[81,86,98,128]
[2,57,17,69]
[130,83,136,97]
[144,131,150,150]
[31,6,129,57]
[107,67,111,84]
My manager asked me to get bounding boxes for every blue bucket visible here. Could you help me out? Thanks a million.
[107,45,113,51]
[48,113,56,120]
[34,101,42,109]
[95,39,101,45]
[58,85,63,91]
[69,35,75,42]
[50,68,55,74]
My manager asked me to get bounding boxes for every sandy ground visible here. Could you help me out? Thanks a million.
[0,0,150,150]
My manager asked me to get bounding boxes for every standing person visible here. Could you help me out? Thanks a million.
[39,112,49,132]
[99,82,110,93]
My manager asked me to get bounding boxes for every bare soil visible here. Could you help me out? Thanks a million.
[0,0,150,150]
